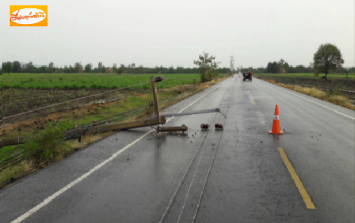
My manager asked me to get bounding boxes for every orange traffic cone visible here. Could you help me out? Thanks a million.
[269,105,284,135]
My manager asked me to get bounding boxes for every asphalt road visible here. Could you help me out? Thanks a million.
[1,76,354,223]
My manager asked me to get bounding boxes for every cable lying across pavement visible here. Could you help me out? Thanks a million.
[159,82,232,223]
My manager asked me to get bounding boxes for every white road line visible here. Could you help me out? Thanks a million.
[258,79,355,120]
[11,82,223,223]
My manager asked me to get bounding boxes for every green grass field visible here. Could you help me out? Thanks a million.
[0,73,227,89]
[253,73,355,79]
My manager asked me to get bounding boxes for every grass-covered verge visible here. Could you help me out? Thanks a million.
[0,124,69,184]
[0,75,230,188]
[254,73,355,79]
[262,79,354,110]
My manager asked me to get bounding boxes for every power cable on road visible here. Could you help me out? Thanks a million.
[159,81,232,223]
[192,86,233,222]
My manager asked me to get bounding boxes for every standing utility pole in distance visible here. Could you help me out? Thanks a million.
[230,55,235,74]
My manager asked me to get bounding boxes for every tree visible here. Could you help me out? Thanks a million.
[69,65,74,73]
[74,62,83,73]
[194,52,219,82]
[26,61,33,69]
[284,62,289,71]
[167,66,174,74]
[116,64,125,74]
[39,66,46,73]
[112,63,117,73]
[13,61,21,73]
[98,62,105,73]
[278,59,285,68]
[63,65,69,73]
[267,62,279,73]
[84,63,92,73]
[48,61,54,72]
[313,43,344,79]
[25,61,35,73]
[2,62,12,74]
[294,65,307,73]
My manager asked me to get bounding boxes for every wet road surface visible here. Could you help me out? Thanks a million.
[1,76,354,223]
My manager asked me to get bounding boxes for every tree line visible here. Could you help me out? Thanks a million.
[0,61,230,75]
[266,59,315,73]
[237,62,316,74]
[2,44,353,79]
[247,44,354,79]
[238,59,354,76]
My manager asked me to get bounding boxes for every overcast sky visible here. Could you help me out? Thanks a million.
[1,0,354,68]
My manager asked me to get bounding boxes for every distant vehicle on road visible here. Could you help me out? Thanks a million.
[243,71,252,81]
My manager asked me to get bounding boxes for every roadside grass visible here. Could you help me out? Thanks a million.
[0,163,27,184]
[264,79,354,109]
[0,75,230,187]
[255,73,355,79]
[293,85,327,97]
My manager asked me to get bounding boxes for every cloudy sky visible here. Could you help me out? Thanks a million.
[1,0,354,68]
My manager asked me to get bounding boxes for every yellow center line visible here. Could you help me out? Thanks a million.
[277,147,316,209]
[253,100,257,105]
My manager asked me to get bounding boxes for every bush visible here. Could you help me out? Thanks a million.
[20,125,67,167]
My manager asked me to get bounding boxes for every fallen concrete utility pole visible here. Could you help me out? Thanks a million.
[0,118,166,149]
[65,117,166,141]
[0,137,26,148]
